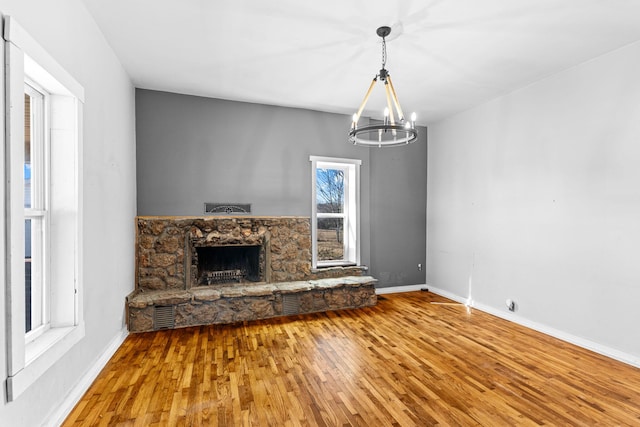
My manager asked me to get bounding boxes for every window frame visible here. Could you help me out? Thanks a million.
[3,16,85,401]
[310,156,361,268]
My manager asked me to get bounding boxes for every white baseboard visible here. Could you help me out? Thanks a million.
[377,284,640,369]
[419,285,472,305]
[376,284,427,294]
[47,327,129,426]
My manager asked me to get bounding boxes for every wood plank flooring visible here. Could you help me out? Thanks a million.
[63,292,640,426]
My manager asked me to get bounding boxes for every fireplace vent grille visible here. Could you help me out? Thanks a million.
[204,203,251,215]
[282,294,301,316]
[154,305,175,330]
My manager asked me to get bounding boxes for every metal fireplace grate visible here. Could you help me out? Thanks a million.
[154,305,175,330]
[204,203,251,215]
[203,269,246,284]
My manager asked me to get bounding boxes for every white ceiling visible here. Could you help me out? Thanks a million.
[83,0,640,124]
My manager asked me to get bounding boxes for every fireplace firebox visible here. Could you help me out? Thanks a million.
[195,245,262,285]
[186,222,270,288]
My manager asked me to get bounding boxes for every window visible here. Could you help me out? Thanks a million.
[4,17,85,401]
[24,82,50,340]
[310,156,361,268]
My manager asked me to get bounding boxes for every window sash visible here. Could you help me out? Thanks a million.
[24,82,50,340]
[24,216,49,341]
[24,82,47,208]
[316,166,346,214]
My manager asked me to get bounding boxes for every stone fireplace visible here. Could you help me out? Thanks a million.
[127,216,377,332]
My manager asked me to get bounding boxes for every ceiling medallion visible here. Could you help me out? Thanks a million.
[348,26,417,147]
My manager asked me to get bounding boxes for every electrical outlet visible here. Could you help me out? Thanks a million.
[418,263,422,271]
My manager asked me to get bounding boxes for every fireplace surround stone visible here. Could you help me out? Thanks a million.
[127,216,377,332]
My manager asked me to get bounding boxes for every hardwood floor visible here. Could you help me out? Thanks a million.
[63,292,640,426]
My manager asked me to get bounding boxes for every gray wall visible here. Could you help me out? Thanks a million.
[136,89,427,287]
[370,135,427,286]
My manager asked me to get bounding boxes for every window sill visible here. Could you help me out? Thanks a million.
[7,322,85,401]
[312,264,369,275]
[316,261,358,268]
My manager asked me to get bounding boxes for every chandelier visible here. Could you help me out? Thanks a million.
[349,26,418,147]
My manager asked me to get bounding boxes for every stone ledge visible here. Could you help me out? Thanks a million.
[127,276,377,332]
[128,276,376,307]
[127,289,192,308]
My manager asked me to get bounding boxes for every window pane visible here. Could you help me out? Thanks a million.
[24,93,32,209]
[316,168,344,214]
[25,217,44,333]
[317,217,344,261]
[25,219,32,332]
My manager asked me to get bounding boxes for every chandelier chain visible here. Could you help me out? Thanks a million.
[381,36,387,70]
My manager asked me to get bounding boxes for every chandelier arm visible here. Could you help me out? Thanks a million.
[386,75,405,121]
[354,77,378,123]
[384,82,398,137]
[384,83,396,125]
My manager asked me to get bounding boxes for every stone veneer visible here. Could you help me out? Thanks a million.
[127,216,377,332]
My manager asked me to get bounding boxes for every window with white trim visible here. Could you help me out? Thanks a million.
[310,156,361,268]
[4,16,85,401]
